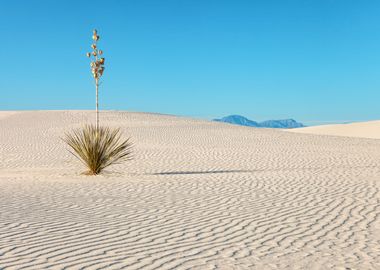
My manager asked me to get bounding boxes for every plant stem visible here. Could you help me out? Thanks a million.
[94,38,99,130]
[96,77,99,130]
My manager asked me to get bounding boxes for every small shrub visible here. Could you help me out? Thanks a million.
[64,125,133,175]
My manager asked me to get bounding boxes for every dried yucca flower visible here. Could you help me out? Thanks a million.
[92,29,98,40]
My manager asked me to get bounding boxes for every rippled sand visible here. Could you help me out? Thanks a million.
[0,111,379,270]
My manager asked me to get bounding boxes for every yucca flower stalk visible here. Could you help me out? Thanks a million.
[86,29,105,130]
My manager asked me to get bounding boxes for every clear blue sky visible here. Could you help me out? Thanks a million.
[1,0,380,124]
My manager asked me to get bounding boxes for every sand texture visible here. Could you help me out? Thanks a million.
[0,111,380,270]
[288,120,380,139]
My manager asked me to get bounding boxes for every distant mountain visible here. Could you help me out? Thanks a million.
[214,115,305,129]
[259,119,305,128]
[214,115,260,127]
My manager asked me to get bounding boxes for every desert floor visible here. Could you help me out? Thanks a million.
[0,111,379,270]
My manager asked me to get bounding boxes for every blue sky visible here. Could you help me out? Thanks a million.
[1,0,380,124]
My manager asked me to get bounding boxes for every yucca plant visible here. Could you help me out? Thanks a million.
[64,29,133,175]
[64,125,133,175]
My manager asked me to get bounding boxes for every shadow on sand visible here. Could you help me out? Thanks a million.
[151,170,253,175]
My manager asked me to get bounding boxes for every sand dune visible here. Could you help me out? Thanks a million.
[288,120,380,139]
[0,111,380,270]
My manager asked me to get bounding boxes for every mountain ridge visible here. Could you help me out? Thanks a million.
[214,115,305,129]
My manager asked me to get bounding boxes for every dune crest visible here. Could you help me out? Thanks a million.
[288,120,380,139]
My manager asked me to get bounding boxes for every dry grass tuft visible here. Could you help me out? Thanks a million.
[64,125,133,175]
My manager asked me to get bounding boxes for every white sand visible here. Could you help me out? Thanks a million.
[0,111,21,120]
[0,111,379,270]
[287,120,380,139]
